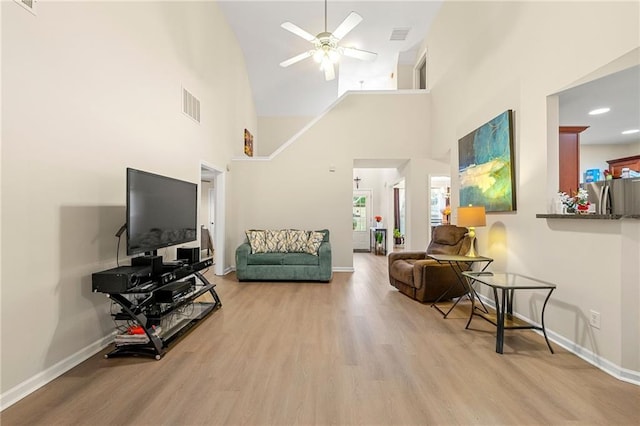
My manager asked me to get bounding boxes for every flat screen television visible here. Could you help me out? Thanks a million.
[126,168,198,256]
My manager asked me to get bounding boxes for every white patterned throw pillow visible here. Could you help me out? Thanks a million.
[305,231,325,255]
[286,229,308,252]
[266,229,288,253]
[246,230,267,254]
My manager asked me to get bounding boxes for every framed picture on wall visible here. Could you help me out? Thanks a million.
[458,110,516,212]
[244,128,254,157]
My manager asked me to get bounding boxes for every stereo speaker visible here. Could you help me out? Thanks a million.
[131,255,163,276]
[177,247,199,265]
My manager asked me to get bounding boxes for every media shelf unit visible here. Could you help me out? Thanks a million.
[94,259,221,360]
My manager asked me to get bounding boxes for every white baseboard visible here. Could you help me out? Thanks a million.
[333,267,355,273]
[476,294,640,386]
[544,328,640,385]
[0,332,115,412]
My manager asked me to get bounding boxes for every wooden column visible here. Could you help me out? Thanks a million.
[559,126,589,194]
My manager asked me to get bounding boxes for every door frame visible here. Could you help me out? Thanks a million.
[200,161,225,276]
[208,187,216,240]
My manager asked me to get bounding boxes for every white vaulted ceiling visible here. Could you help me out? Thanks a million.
[217,0,442,117]
[218,2,639,149]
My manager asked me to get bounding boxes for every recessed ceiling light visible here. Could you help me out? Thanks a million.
[588,107,610,115]
[621,129,640,135]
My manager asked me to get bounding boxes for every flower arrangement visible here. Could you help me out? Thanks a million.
[558,188,590,213]
[374,215,383,223]
[441,205,451,224]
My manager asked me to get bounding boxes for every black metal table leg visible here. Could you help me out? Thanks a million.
[428,255,493,318]
[430,261,465,316]
[439,261,470,317]
[495,288,506,354]
[541,288,555,354]
[194,271,222,307]
[465,275,477,330]
[108,293,165,359]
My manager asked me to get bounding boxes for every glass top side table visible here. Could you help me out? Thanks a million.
[462,271,556,354]
[427,254,493,318]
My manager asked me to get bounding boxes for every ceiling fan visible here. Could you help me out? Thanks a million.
[279,0,377,81]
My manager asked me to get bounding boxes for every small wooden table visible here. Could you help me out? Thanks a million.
[462,272,556,354]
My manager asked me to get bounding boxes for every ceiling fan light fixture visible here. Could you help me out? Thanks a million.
[279,1,376,81]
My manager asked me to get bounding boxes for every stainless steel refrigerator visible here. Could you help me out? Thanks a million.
[584,178,640,216]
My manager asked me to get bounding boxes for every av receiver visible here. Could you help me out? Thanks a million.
[92,266,152,293]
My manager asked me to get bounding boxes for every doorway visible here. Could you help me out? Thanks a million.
[430,176,450,228]
[392,180,405,248]
[200,162,226,276]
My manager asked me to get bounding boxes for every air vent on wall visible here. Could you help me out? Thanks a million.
[14,0,37,15]
[182,87,201,123]
[389,28,410,41]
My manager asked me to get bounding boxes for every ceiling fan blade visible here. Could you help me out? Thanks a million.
[342,47,377,62]
[324,63,336,81]
[332,12,363,40]
[281,22,317,42]
[279,51,313,67]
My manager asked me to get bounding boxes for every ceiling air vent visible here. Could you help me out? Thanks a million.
[14,0,37,15]
[182,87,201,123]
[389,28,410,41]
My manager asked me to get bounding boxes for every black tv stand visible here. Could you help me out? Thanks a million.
[94,258,221,360]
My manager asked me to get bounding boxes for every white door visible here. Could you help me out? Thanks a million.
[353,190,372,251]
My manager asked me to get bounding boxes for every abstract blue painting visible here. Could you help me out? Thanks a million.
[458,110,516,212]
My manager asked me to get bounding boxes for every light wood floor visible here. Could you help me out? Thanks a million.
[2,253,639,425]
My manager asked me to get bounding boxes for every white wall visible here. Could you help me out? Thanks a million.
[257,116,313,156]
[397,64,414,89]
[420,1,639,376]
[1,1,255,401]
[232,91,447,268]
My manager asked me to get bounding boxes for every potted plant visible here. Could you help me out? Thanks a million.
[375,230,384,254]
[393,228,403,245]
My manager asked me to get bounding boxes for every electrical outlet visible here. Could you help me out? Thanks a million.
[589,310,601,329]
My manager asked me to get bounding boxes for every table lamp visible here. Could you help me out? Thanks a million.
[457,205,486,257]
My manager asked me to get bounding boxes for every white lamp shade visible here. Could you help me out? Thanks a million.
[457,205,486,227]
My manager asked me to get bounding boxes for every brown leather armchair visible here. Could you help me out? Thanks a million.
[388,225,472,302]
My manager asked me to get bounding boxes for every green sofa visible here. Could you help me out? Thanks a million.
[235,229,332,282]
